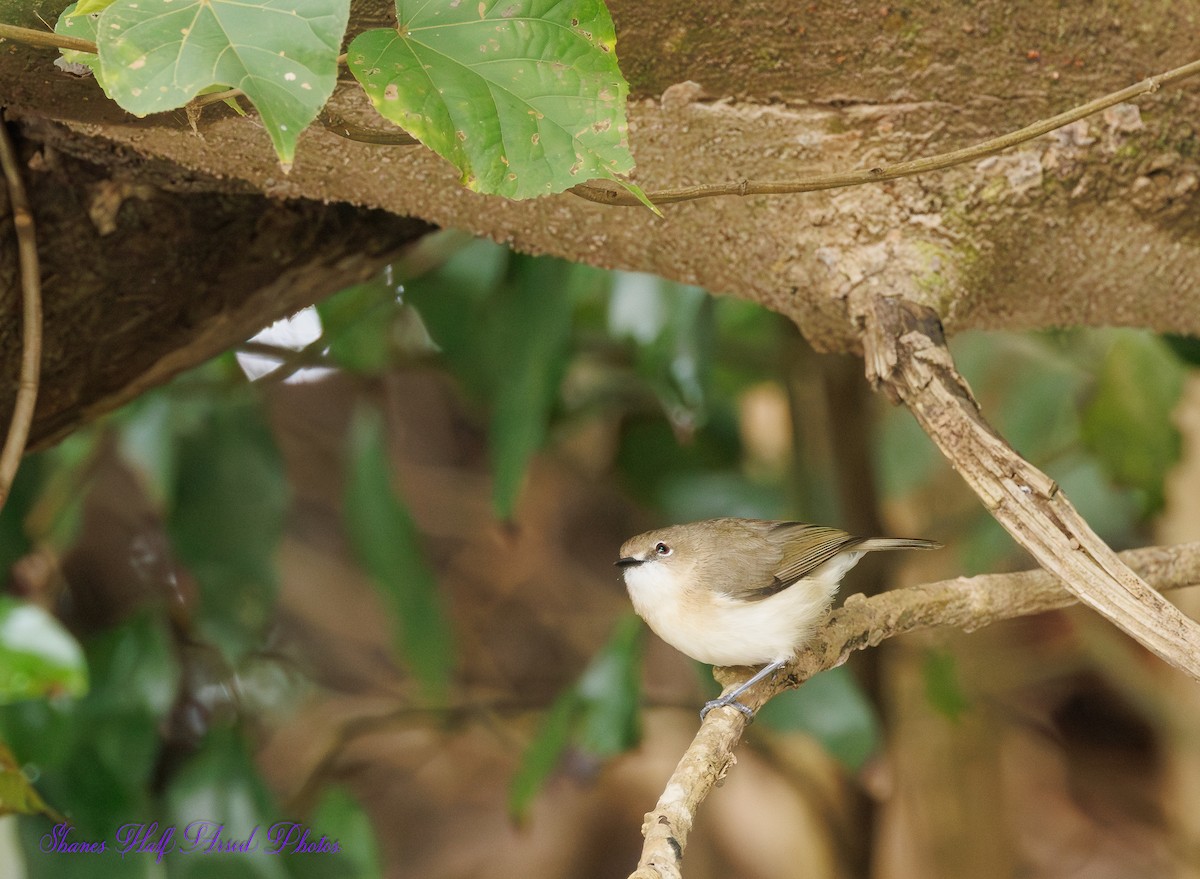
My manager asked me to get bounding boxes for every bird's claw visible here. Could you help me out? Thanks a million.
[700,698,755,722]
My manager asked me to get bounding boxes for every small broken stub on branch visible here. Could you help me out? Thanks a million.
[859,296,957,406]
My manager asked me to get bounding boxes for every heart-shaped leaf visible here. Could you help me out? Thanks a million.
[95,0,349,166]
[349,0,636,198]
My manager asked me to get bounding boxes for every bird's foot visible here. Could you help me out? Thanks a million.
[700,697,755,722]
[699,658,790,722]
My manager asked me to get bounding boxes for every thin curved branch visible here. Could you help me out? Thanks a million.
[0,112,42,512]
[573,57,1200,207]
[629,541,1200,879]
[315,110,420,147]
[861,297,1200,680]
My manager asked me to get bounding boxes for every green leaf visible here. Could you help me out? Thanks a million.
[405,247,577,518]
[609,273,714,430]
[348,0,636,198]
[658,470,789,523]
[29,431,99,553]
[614,179,662,216]
[345,408,455,699]
[508,686,579,823]
[79,614,181,814]
[756,667,881,770]
[54,4,108,91]
[488,257,576,518]
[404,239,511,396]
[95,0,350,166]
[0,613,181,841]
[1080,333,1184,513]
[615,412,743,513]
[290,787,383,879]
[508,616,642,821]
[0,742,65,822]
[0,456,43,578]
[166,729,283,879]
[316,277,401,375]
[72,0,118,14]
[921,648,970,721]
[86,613,181,722]
[576,614,643,757]
[0,597,88,703]
[167,403,289,662]
[1164,333,1200,366]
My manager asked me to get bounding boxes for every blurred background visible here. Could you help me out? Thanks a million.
[1,231,1198,878]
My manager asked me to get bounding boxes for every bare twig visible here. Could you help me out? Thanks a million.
[629,541,1200,879]
[861,297,1200,681]
[0,113,42,512]
[236,336,333,385]
[0,23,93,54]
[573,57,1200,207]
[190,87,245,109]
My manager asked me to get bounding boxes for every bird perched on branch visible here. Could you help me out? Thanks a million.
[616,518,940,719]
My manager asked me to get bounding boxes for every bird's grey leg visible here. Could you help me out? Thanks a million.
[700,659,788,721]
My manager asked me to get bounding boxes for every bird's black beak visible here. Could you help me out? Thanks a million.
[614,557,643,568]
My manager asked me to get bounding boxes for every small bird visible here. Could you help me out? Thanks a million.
[616,518,940,719]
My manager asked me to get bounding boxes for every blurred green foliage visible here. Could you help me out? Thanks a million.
[920,648,971,722]
[0,233,1193,871]
[1080,333,1184,514]
[756,667,881,770]
[0,741,64,823]
[509,614,643,822]
[345,408,454,700]
[0,596,87,702]
[167,401,289,663]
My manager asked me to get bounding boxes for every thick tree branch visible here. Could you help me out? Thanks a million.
[4,21,1196,210]
[573,57,1200,207]
[859,298,1200,681]
[629,542,1200,879]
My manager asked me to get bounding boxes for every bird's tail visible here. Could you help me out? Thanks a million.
[856,537,942,553]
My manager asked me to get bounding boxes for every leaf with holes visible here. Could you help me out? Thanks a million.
[348,0,637,199]
[55,3,107,89]
[94,0,349,166]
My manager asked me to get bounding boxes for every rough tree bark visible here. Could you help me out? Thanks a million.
[1,1,1198,443]
[0,128,431,448]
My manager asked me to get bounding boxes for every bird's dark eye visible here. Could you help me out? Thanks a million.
[654,542,671,556]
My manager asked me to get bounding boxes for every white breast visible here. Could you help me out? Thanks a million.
[622,561,840,667]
